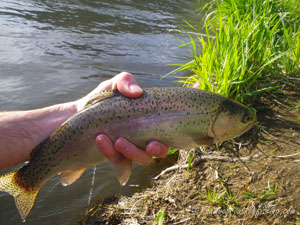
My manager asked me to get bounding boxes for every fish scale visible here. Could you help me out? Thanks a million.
[0,87,256,221]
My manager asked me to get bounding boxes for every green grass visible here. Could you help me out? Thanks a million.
[285,100,300,112]
[167,0,300,103]
[201,187,237,212]
[199,170,238,212]
[153,209,165,225]
[244,181,277,201]
[167,149,178,155]
[186,151,194,172]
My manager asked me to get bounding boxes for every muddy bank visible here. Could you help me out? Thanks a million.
[78,82,300,225]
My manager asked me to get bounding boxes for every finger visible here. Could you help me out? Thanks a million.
[114,137,152,166]
[77,72,142,111]
[82,72,127,95]
[96,134,126,163]
[113,72,143,98]
[97,72,142,97]
[146,141,169,158]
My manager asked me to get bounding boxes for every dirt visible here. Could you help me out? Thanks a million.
[78,80,300,225]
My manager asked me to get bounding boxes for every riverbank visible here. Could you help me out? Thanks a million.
[78,80,299,224]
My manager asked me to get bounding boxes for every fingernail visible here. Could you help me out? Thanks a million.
[151,144,162,156]
[97,136,107,148]
[129,83,142,93]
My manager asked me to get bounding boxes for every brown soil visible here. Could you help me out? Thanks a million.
[78,80,300,225]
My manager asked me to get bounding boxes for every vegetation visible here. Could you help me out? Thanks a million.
[168,0,300,103]
[153,210,165,225]
[199,170,238,212]
[244,181,278,201]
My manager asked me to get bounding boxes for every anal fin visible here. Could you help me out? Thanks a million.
[112,159,132,186]
[59,168,86,186]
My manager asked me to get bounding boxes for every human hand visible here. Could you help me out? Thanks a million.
[75,72,144,112]
[76,72,169,167]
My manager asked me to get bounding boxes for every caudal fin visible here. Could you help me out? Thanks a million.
[0,171,40,221]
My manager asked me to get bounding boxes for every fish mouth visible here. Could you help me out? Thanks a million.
[242,120,258,134]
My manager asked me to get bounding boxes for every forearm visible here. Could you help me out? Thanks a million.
[0,102,77,170]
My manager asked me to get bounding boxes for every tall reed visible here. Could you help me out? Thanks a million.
[168,0,300,103]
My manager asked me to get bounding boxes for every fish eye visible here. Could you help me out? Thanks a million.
[242,112,253,123]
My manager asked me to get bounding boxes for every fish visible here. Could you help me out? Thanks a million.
[0,87,256,221]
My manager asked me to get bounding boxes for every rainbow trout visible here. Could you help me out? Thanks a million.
[0,87,256,220]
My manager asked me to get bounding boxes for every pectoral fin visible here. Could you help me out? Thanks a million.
[194,136,215,146]
[59,168,86,186]
[112,159,132,186]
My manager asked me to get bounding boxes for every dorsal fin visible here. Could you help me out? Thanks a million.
[84,90,120,109]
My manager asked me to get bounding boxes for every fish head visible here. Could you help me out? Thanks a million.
[209,99,256,143]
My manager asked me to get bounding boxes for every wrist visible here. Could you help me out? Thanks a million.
[73,95,90,112]
[0,102,78,170]
[41,101,78,133]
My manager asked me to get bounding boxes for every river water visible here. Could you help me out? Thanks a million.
[0,0,201,224]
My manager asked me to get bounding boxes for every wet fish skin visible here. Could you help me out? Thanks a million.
[0,87,256,220]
